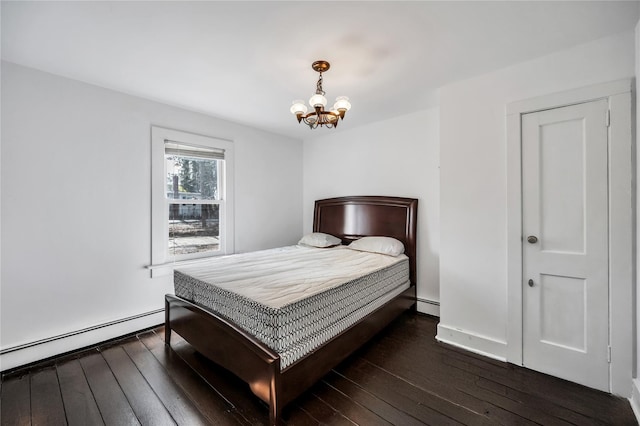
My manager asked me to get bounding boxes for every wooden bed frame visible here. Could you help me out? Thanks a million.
[165,195,418,424]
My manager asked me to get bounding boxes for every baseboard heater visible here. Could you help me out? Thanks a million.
[416,297,440,317]
[0,308,164,356]
[417,297,439,306]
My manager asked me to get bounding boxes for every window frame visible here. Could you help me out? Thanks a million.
[150,126,234,277]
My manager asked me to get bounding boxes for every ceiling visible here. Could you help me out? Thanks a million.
[2,1,639,139]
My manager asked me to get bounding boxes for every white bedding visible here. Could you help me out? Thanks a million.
[175,244,408,309]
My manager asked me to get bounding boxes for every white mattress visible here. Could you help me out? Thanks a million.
[175,245,407,308]
[174,245,410,369]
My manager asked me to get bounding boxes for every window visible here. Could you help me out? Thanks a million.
[150,127,234,277]
[166,143,223,257]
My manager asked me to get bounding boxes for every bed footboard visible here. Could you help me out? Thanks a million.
[279,284,416,404]
[165,294,282,423]
[165,285,415,425]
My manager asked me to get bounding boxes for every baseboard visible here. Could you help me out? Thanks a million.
[630,378,640,423]
[416,297,440,317]
[0,309,164,372]
[436,323,507,361]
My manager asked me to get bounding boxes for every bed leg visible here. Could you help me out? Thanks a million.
[269,400,282,426]
[269,404,277,426]
[268,361,281,425]
[164,297,172,344]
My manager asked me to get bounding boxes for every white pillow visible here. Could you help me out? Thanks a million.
[298,232,342,248]
[348,236,405,257]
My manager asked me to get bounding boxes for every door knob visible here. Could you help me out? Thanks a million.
[528,279,534,287]
[527,235,538,244]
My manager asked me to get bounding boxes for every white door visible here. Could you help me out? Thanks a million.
[521,99,609,392]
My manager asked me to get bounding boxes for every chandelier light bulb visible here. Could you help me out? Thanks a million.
[333,96,351,112]
[290,100,308,115]
[309,94,327,108]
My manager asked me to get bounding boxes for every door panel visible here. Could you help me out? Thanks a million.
[539,274,585,352]
[522,99,609,392]
[539,119,585,253]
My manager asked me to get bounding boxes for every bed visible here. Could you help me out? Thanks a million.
[164,195,418,424]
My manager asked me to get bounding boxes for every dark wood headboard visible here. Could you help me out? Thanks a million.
[313,196,418,285]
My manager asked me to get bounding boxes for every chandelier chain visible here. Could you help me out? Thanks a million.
[316,73,325,96]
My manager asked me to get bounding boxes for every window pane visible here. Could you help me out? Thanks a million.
[168,204,220,255]
[166,156,220,200]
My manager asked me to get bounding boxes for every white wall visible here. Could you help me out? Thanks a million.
[0,61,303,369]
[636,17,640,381]
[438,31,635,357]
[632,19,640,419]
[302,109,440,315]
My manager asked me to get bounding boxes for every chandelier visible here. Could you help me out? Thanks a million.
[290,60,351,129]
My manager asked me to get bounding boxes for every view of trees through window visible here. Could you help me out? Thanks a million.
[167,156,221,256]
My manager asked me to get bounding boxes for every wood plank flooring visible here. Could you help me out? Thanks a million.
[1,313,637,425]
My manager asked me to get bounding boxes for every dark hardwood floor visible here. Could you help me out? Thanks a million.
[1,313,637,425]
